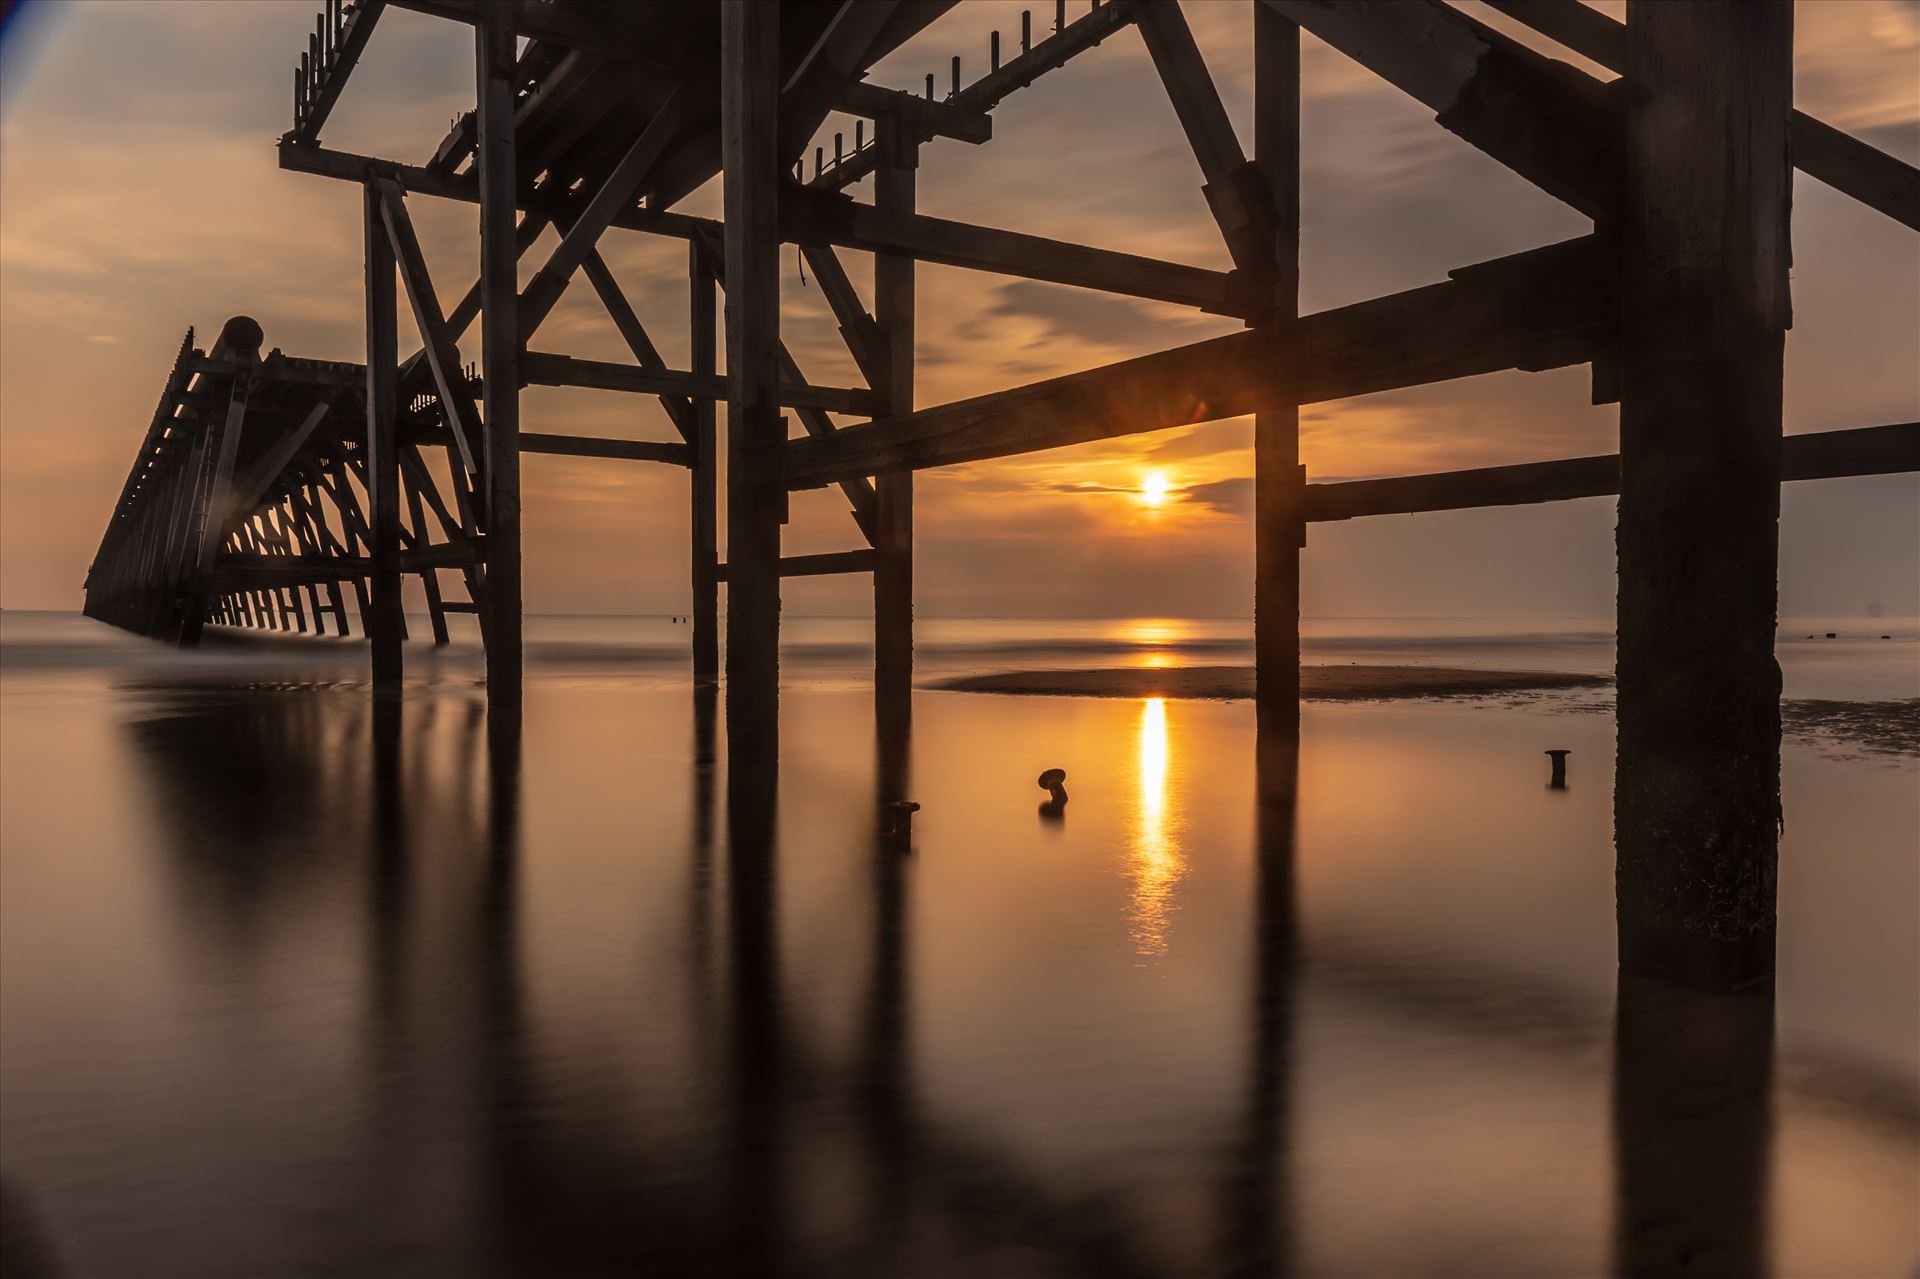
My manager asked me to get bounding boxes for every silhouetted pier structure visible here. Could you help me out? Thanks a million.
[82,0,1920,991]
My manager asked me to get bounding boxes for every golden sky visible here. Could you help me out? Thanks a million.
[2,1,1915,617]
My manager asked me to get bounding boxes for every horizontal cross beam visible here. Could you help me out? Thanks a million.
[1304,422,1920,521]
[784,235,1616,486]
[521,432,694,465]
[521,351,881,416]
[712,549,878,582]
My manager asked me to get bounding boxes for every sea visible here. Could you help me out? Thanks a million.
[1,609,1914,1277]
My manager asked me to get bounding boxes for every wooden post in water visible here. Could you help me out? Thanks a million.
[691,239,720,684]
[721,0,784,773]
[476,9,522,715]
[1615,0,1792,992]
[364,182,403,689]
[1253,5,1302,765]
[873,118,917,734]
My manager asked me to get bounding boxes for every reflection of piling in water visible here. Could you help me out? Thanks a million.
[1546,749,1570,789]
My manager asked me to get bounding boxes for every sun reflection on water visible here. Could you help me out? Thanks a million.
[1127,697,1186,958]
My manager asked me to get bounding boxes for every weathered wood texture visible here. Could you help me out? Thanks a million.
[1614,0,1793,992]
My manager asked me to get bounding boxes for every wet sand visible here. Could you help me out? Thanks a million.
[930,663,1612,701]
[932,664,1920,756]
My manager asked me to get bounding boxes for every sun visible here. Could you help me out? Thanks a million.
[1140,471,1170,507]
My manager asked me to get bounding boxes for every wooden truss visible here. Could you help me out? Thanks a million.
[84,0,1920,990]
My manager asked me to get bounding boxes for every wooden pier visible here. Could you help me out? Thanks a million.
[83,0,1920,992]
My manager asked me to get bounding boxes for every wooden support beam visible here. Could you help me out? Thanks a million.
[364,182,404,687]
[872,118,915,727]
[1483,0,1920,231]
[785,235,1615,486]
[722,0,784,769]
[1614,0,1792,995]
[838,81,992,145]
[1254,2,1303,756]
[690,241,720,684]
[520,432,695,465]
[1263,0,1618,220]
[519,350,881,415]
[782,184,1249,315]
[798,244,885,385]
[376,179,481,473]
[477,9,522,710]
[698,231,880,540]
[713,549,878,582]
[1303,423,1920,521]
[1136,0,1277,281]
[516,82,693,342]
[579,253,698,444]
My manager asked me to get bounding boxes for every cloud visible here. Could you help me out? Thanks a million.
[1183,478,1254,517]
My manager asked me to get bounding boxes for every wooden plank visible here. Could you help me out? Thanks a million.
[713,549,878,582]
[1613,1,1793,995]
[477,10,522,707]
[364,183,404,686]
[1253,2,1303,753]
[520,432,695,465]
[1135,0,1276,279]
[782,184,1248,315]
[1483,0,1920,231]
[839,81,992,145]
[1263,0,1618,220]
[389,0,684,69]
[519,350,881,415]
[785,235,1615,487]
[722,0,783,766]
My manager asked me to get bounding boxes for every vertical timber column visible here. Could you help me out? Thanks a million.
[1616,1,1792,992]
[476,10,523,716]
[1253,6,1303,775]
[691,240,721,684]
[365,182,403,690]
[721,0,783,775]
[873,120,916,733]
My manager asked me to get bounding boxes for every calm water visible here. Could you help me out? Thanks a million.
[1,611,1915,1277]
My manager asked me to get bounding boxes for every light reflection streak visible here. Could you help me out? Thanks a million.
[1127,697,1186,957]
